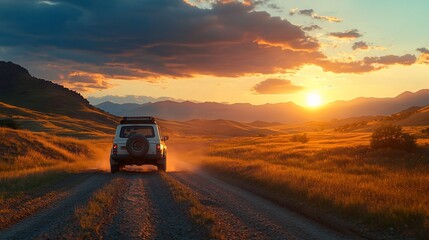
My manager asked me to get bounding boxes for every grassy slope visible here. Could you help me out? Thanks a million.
[0,61,118,127]
[198,129,429,239]
[0,102,116,138]
[0,127,111,199]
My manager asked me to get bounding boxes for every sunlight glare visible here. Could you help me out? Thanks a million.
[307,92,322,107]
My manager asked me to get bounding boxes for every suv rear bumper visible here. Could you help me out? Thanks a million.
[110,153,164,165]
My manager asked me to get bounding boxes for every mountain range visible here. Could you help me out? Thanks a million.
[96,89,429,123]
[1,61,428,139]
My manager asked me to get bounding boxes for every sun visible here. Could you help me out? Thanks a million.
[306,92,323,107]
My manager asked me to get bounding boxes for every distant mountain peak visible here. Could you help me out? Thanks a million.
[396,89,429,98]
[396,91,413,98]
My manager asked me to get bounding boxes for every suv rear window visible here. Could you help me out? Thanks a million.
[120,126,155,138]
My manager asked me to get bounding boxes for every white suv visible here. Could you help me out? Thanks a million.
[110,116,168,173]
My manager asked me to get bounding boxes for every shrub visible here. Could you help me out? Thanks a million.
[290,133,309,143]
[0,119,19,129]
[370,125,416,151]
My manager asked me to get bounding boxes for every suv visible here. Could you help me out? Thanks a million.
[110,116,168,173]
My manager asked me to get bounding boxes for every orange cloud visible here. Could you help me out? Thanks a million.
[318,54,417,73]
[253,78,304,94]
[363,54,416,66]
[59,72,113,92]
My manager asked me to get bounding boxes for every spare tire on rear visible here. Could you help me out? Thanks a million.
[126,134,149,157]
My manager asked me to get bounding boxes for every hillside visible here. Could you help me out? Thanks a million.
[0,102,115,138]
[158,118,282,137]
[0,61,118,127]
[395,106,429,126]
[96,89,429,123]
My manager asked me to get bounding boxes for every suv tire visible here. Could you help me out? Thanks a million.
[111,164,119,173]
[157,163,166,172]
[126,134,149,157]
[157,155,167,172]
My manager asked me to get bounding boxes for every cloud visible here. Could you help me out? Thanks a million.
[329,29,362,39]
[363,54,416,66]
[253,0,280,10]
[319,54,417,73]
[253,78,304,94]
[289,8,341,22]
[58,71,113,92]
[417,47,429,54]
[302,25,322,31]
[352,41,369,51]
[0,0,420,92]
[416,47,429,64]
[0,0,323,88]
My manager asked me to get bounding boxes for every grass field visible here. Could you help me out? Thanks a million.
[198,129,429,239]
[0,127,111,199]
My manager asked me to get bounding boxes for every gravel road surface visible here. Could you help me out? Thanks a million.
[1,164,363,239]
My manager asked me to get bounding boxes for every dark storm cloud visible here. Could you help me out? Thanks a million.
[329,29,362,39]
[0,0,420,91]
[253,78,304,94]
[352,41,369,50]
[0,0,322,85]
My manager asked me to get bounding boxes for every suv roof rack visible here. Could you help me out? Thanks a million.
[120,116,156,124]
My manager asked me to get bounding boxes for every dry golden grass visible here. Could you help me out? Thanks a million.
[160,172,223,240]
[0,189,70,229]
[0,102,116,138]
[0,127,112,199]
[201,129,429,239]
[74,178,127,238]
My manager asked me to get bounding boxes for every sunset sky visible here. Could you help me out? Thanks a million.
[1,0,428,106]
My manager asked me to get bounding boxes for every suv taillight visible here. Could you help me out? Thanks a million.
[113,144,118,155]
[156,144,161,154]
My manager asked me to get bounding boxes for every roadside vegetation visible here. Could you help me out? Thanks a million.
[0,127,111,200]
[371,124,417,151]
[161,173,223,240]
[0,118,20,129]
[290,133,309,143]
[74,178,127,239]
[202,128,429,239]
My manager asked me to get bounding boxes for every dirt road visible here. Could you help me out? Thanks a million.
[0,164,362,239]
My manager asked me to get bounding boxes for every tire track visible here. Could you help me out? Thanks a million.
[142,171,207,240]
[171,171,362,240]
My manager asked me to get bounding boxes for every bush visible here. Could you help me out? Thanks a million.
[290,133,309,143]
[370,125,416,151]
[0,119,19,129]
